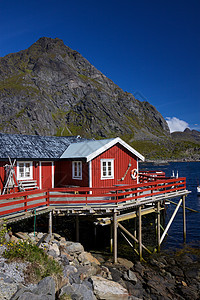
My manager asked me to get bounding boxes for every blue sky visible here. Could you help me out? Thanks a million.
[0,0,199,132]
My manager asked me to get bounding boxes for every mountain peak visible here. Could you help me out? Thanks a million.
[0,38,170,140]
[32,37,65,49]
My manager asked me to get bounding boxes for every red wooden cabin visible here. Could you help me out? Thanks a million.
[0,134,144,193]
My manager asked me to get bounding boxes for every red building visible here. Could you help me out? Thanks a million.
[0,134,144,192]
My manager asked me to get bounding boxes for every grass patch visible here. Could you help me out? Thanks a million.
[4,240,62,283]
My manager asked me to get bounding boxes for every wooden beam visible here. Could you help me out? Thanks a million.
[182,195,186,243]
[113,211,118,263]
[118,222,151,254]
[167,199,198,213]
[160,197,182,244]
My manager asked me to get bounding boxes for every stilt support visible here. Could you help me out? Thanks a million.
[113,211,118,263]
[76,215,79,242]
[157,201,161,252]
[138,206,142,261]
[110,223,113,253]
[182,195,186,243]
[49,211,52,236]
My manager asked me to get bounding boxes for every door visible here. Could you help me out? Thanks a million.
[41,162,53,189]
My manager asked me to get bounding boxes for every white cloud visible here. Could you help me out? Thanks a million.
[166,117,189,133]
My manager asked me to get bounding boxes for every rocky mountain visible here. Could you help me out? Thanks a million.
[0,37,170,141]
[172,128,200,144]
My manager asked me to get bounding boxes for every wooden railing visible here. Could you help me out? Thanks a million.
[139,171,168,183]
[0,177,187,218]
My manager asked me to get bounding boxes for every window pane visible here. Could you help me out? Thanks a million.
[73,161,82,179]
[101,160,113,178]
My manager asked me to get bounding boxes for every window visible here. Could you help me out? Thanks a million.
[17,161,33,180]
[101,159,114,179]
[72,161,82,180]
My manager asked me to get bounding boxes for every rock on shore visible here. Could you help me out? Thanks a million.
[0,231,199,300]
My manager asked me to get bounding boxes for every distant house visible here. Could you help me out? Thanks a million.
[0,133,144,192]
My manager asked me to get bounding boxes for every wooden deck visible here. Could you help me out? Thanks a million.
[0,175,191,262]
[0,177,189,223]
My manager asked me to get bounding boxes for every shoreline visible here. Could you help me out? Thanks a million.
[0,231,199,299]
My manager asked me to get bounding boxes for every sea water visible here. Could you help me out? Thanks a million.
[140,161,200,250]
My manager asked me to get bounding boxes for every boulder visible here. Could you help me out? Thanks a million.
[53,233,62,240]
[49,243,60,256]
[64,242,84,255]
[117,258,134,270]
[78,251,100,266]
[123,270,137,284]
[59,283,96,300]
[63,265,78,278]
[37,232,44,239]
[32,276,55,300]
[90,276,129,300]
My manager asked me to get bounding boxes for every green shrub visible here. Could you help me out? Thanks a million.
[4,240,62,282]
[0,221,11,244]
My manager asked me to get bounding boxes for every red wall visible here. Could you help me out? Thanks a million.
[54,160,89,188]
[91,143,138,188]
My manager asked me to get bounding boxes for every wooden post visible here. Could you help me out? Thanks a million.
[157,201,161,252]
[182,195,186,243]
[134,217,137,248]
[76,215,79,242]
[110,223,113,253]
[113,211,118,263]
[49,211,52,236]
[138,206,142,261]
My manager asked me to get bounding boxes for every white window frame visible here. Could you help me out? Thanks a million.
[72,161,82,180]
[17,161,33,180]
[101,159,114,179]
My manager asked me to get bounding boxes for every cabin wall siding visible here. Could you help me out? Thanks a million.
[92,143,138,188]
[54,161,89,187]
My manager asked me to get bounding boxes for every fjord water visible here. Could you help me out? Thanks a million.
[140,161,200,250]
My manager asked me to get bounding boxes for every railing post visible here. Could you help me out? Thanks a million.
[24,194,28,212]
[47,189,50,206]
[86,191,88,206]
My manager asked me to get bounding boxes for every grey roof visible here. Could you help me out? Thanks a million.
[0,134,145,162]
[0,133,88,159]
[60,139,114,160]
